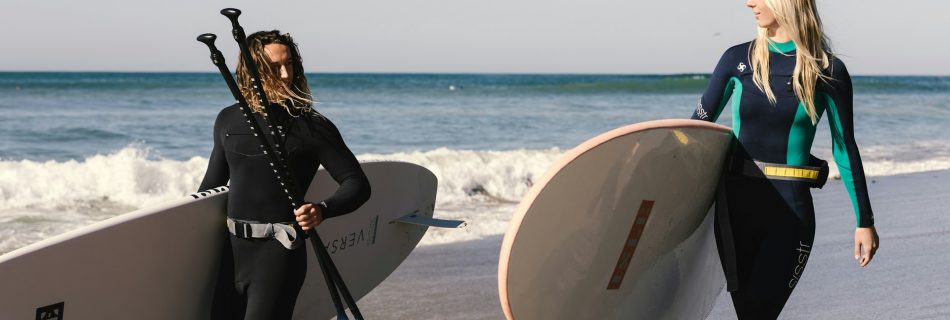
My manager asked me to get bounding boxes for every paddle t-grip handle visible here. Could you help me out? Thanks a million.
[196,33,217,46]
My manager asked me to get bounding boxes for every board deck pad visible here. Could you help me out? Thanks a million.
[499,119,733,320]
[0,161,437,320]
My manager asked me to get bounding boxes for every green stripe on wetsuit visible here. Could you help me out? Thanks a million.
[823,94,862,223]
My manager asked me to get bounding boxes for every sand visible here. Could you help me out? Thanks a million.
[356,169,950,319]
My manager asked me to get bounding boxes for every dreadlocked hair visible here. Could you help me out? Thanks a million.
[235,30,314,114]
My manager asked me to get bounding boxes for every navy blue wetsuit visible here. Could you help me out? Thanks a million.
[199,104,370,320]
[692,40,874,319]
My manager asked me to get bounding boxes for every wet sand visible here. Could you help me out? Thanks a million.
[357,170,950,319]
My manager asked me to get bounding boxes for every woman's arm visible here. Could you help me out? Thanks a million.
[692,46,741,122]
[824,59,874,228]
[823,58,879,266]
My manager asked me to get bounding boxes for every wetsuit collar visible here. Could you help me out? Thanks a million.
[768,39,796,54]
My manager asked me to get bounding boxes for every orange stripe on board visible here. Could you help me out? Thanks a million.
[606,200,654,290]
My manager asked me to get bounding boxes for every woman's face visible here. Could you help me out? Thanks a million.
[263,43,294,85]
[746,0,778,29]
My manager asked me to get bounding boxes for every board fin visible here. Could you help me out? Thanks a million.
[392,212,466,228]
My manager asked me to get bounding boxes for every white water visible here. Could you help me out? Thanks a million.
[3,144,950,254]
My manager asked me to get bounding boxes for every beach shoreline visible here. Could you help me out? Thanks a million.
[357,169,950,319]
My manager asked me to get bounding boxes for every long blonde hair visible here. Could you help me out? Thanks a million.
[236,30,314,114]
[750,0,832,124]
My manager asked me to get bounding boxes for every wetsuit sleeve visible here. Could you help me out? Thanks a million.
[316,118,371,219]
[824,59,874,227]
[198,109,230,191]
[692,48,738,122]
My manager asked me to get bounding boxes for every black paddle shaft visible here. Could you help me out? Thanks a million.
[196,34,242,102]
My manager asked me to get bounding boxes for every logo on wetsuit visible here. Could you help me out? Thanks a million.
[788,241,811,289]
[695,101,709,120]
[737,62,747,72]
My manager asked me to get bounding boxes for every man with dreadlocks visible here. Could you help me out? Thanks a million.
[198,30,370,320]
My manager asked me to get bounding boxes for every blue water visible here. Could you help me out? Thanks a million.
[3,72,947,161]
[1,72,949,253]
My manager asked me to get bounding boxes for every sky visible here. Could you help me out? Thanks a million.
[1,0,947,75]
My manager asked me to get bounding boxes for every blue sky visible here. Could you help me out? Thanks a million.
[1,0,947,75]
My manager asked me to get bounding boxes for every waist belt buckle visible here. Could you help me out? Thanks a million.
[813,158,830,189]
[235,221,253,239]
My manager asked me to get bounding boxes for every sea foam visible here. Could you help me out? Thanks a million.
[3,144,950,254]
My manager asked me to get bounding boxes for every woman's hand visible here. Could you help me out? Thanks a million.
[854,227,879,267]
[294,202,324,231]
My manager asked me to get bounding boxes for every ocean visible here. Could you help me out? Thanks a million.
[1,72,949,255]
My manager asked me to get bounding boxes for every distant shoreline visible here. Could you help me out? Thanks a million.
[1,71,949,78]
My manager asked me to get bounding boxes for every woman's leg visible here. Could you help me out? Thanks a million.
[721,177,817,319]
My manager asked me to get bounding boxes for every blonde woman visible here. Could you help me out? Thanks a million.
[691,0,879,318]
[199,30,370,319]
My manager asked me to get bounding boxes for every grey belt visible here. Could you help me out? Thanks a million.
[227,218,303,250]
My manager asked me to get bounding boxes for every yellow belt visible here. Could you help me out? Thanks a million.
[733,159,822,183]
[761,165,820,180]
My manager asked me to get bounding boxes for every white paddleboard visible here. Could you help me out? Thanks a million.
[293,161,438,319]
[498,119,733,320]
[0,161,438,320]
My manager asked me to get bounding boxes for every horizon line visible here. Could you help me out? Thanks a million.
[1,70,948,78]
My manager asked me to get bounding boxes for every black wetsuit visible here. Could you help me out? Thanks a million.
[199,104,370,320]
[692,40,874,319]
